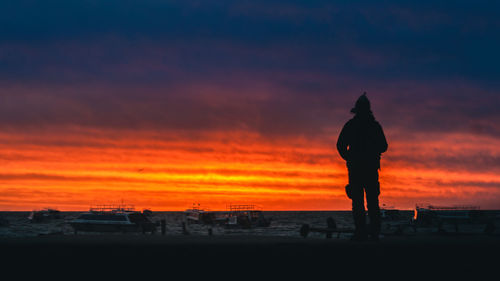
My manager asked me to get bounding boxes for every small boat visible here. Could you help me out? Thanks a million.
[413,203,481,226]
[380,204,402,220]
[28,208,61,223]
[224,205,271,229]
[69,205,157,234]
[184,204,218,225]
[142,209,153,217]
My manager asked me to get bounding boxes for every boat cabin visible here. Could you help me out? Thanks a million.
[70,204,156,234]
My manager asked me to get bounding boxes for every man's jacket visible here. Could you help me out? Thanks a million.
[337,114,388,169]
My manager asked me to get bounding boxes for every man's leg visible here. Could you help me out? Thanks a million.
[349,166,367,240]
[365,169,381,240]
[351,188,367,239]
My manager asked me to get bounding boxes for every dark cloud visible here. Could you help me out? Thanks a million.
[0,0,499,140]
[1,0,499,83]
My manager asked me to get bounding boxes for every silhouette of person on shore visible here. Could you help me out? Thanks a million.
[337,93,388,241]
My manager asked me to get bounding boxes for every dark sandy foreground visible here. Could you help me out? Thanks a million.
[1,234,499,278]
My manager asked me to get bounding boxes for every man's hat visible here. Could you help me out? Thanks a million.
[351,92,371,114]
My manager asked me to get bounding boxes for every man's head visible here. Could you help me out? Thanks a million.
[351,92,372,114]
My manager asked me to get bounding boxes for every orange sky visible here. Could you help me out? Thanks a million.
[2,1,500,211]
[1,127,499,211]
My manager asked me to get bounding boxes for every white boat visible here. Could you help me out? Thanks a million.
[184,204,222,225]
[70,204,157,234]
[413,203,480,226]
[184,204,204,222]
[224,205,271,229]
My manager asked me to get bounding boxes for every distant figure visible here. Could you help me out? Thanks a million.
[337,93,388,241]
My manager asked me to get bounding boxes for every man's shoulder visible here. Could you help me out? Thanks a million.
[340,119,354,133]
[344,118,356,126]
[373,120,383,129]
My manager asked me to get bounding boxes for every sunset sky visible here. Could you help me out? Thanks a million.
[1,0,499,211]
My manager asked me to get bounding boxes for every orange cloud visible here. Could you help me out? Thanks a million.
[0,128,499,211]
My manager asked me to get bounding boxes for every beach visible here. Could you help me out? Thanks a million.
[2,233,499,279]
[1,211,499,278]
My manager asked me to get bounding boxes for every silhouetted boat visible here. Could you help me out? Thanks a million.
[413,203,481,226]
[224,205,271,229]
[184,204,218,224]
[69,205,157,234]
[142,209,153,217]
[183,204,271,228]
[28,208,61,223]
[380,204,403,220]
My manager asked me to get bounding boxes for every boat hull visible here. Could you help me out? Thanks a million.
[70,222,139,233]
[70,222,156,234]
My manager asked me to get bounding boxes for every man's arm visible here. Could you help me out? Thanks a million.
[337,123,350,161]
[377,123,388,154]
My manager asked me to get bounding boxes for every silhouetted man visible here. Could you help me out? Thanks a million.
[337,93,388,241]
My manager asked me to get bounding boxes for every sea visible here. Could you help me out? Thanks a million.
[0,210,497,238]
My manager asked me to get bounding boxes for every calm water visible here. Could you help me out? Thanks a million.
[0,211,409,238]
[2,210,496,238]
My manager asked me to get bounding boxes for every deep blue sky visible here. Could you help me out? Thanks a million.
[0,0,499,138]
